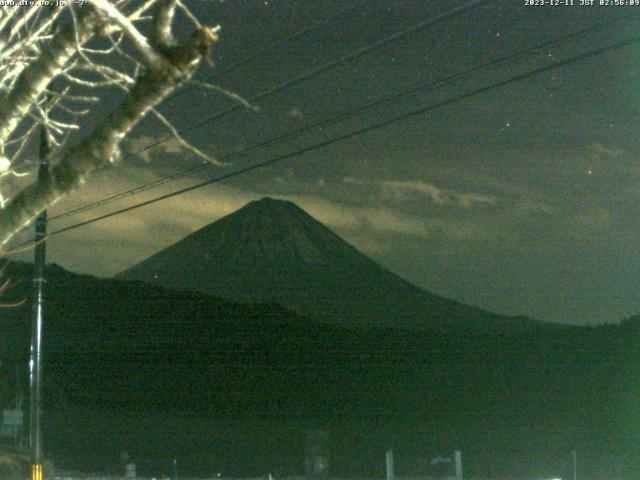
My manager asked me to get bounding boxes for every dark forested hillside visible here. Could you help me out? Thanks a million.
[0,262,637,479]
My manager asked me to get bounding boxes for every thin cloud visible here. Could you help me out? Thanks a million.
[381,180,498,207]
[343,176,498,208]
[589,142,624,159]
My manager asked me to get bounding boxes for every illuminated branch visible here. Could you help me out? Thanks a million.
[0,24,219,244]
[0,1,221,245]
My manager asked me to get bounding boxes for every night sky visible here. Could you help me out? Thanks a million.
[9,0,640,325]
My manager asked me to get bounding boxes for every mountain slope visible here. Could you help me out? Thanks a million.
[117,197,545,332]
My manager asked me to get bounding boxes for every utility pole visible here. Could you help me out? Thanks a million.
[385,448,394,480]
[454,450,463,480]
[29,125,49,480]
[16,365,24,449]
[572,450,577,480]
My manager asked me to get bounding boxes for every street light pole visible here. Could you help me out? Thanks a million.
[29,125,49,480]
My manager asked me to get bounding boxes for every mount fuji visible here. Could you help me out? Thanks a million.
[117,197,545,332]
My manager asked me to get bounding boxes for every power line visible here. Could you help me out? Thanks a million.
[50,0,488,222]
[35,34,640,243]
[176,0,372,91]
[91,0,493,175]
[46,0,372,204]
[50,13,639,221]
[74,2,374,131]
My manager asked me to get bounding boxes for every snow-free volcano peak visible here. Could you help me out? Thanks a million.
[235,196,303,219]
[117,198,544,332]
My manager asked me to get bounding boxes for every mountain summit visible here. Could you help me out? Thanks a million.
[117,197,541,332]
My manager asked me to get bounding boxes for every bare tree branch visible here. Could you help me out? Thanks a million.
[0,23,220,244]
[152,0,178,49]
[0,0,225,245]
[88,0,164,67]
[151,107,222,166]
[189,79,259,112]
[0,8,100,153]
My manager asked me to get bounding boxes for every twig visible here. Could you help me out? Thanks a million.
[188,80,260,112]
